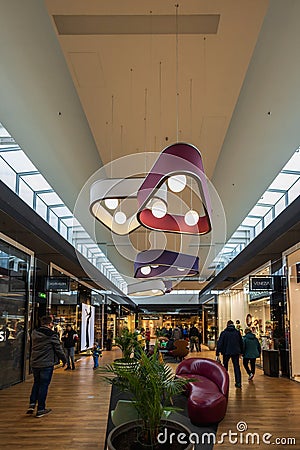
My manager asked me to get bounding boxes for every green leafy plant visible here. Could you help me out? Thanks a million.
[114,328,139,361]
[102,346,190,448]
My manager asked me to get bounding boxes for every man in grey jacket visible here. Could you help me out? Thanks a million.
[26,316,67,417]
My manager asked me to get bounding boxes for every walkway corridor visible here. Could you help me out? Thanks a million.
[0,349,299,449]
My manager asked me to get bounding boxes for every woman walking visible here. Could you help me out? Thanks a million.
[242,327,261,381]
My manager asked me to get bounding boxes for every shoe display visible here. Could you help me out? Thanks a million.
[36,408,52,417]
[248,373,254,381]
[26,405,35,414]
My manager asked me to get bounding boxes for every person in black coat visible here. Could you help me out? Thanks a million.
[189,324,201,352]
[216,320,243,388]
[27,316,67,417]
[61,324,78,370]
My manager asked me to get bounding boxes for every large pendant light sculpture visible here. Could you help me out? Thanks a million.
[128,279,173,297]
[134,249,199,279]
[90,177,167,235]
[136,142,211,235]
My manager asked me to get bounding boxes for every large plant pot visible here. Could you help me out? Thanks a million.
[107,419,194,450]
[113,359,139,371]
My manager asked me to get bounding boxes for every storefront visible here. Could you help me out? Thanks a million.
[138,313,202,339]
[49,264,104,352]
[0,234,33,389]
[116,306,135,335]
[285,245,300,382]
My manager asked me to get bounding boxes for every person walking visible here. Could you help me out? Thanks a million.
[26,316,67,417]
[242,327,261,381]
[172,324,182,341]
[62,324,78,370]
[92,342,102,369]
[216,320,243,388]
[145,327,151,353]
[189,324,201,352]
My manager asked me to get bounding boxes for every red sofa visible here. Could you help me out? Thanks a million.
[175,357,229,426]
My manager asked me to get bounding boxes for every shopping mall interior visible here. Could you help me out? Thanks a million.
[0,1,300,449]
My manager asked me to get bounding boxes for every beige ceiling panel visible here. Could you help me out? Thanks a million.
[199,116,227,178]
[68,52,104,88]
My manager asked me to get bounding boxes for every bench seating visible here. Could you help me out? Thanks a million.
[175,357,229,426]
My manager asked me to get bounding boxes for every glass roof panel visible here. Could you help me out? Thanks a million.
[283,150,300,172]
[242,217,261,227]
[249,205,271,217]
[61,217,76,227]
[1,150,37,172]
[0,144,17,149]
[0,124,11,137]
[38,191,63,205]
[50,206,72,217]
[259,190,284,204]
[21,173,52,191]
[268,173,299,191]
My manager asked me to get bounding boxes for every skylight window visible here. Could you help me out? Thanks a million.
[249,205,271,217]
[1,150,37,173]
[21,173,52,191]
[259,190,284,205]
[268,172,299,191]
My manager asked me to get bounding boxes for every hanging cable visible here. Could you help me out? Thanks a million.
[175,3,179,142]
[110,95,114,177]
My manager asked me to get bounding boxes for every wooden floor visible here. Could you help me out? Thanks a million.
[0,349,299,449]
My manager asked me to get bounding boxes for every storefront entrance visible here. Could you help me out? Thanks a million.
[0,238,31,389]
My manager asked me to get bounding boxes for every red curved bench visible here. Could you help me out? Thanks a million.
[175,357,229,426]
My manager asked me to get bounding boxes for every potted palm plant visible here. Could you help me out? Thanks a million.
[114,328,139,361]
[103,346,194,450]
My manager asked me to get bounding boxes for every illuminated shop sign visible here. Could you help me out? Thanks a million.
[45,276,70,291]
[249,276,274,291]
[141,316,160,320]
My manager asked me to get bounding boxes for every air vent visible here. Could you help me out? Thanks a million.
[53,14,220,35]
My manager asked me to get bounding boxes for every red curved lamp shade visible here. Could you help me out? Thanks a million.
[137,142,212,235]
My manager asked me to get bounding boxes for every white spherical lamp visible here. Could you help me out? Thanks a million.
[167,175,187,193]
[184,210,199,226]
[151,200,167,218]
[141,266,151,275]
[104,198,119,210]
[114,211,127,224]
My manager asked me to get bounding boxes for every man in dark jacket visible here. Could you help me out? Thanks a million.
[189,324,201,352]
[216,320,243,388]
[61,324,78,370]
[26,316,67,417]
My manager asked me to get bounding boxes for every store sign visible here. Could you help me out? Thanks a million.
[249,276,274,291]
[45,276,70,291]
[249,291,270,302]
[141,316,159,320]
